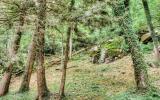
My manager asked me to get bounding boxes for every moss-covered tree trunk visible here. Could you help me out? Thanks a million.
[0,1,27,96]
[35,0,50,99]
[141,0,160,62]
[115,0,149,91]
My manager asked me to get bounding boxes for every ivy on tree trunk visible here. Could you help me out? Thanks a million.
[115,0,149,91]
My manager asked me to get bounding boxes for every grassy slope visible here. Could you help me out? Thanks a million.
[1,54,160,100]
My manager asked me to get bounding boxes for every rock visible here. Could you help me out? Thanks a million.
[141,33,151,43]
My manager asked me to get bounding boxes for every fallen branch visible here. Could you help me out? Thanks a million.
[55,65,79,71]
[71,47,91,56]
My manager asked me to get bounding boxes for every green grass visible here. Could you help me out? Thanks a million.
[111,88,160,100]
[1,55,160,100]
[0,91,36,100]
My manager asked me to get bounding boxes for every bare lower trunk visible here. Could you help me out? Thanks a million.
[36,42,50,99]
[36,0,50,100]
[19,34,36,92]
[37,65,50,100]
[0,63,13,96]
[36,34,50,99]
[36,38,50,100]
[59,26,71,98]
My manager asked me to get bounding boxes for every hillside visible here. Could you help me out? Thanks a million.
[1,54,160,100]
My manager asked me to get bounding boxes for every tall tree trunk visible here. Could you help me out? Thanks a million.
[18,32,36,93]
[36,0,50,99]
[141,0,160,62]
[0,1,27,96]
[59,26,72,98]
[121,0,149,91]
[59,0,75,99]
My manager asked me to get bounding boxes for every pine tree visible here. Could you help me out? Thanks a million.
[0,0,27,96]
[59,0,75,99]
[35,0,50,99]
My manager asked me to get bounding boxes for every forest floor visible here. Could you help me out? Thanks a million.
[1,53,160,100]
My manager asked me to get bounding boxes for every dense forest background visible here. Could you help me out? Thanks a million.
[0,0,160,100]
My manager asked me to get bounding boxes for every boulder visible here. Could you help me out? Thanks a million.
[141,33,151,43]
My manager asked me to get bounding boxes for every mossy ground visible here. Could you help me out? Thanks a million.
[1,54,160,100]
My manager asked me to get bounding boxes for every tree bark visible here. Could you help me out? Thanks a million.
[59,0,75,99]
[0,0,27,96]
[18,32,36,93]
[141,0,160,62]
[59,26,72,98]
[0,63,13,96]
[121,0,149,91]
[99,48,106,63]
[35,0,50,99]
